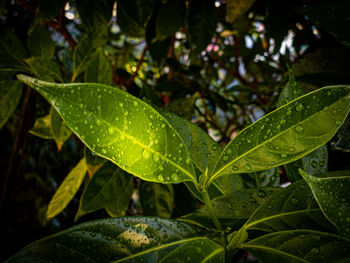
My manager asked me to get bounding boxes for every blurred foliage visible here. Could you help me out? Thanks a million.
[0,0,349,261]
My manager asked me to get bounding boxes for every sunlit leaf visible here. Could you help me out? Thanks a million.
[75,162,133,221]
[46,158,87,220]
[209,85,350,184]
[17,75,197,184]
[0,80,23,130]
[299,169,350,238]
[7,217,203,262]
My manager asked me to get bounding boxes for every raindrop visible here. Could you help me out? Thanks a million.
[108,127,115,135]
[185,157,191,164]
[249,197,257,203]
[227,149,232,154]
[336,120,342,126]
[223,155,229,161]
[319,161,325,167]
[124,111,129,116]
[310,247,320,254]
[287,110,292,116]
[281,153,287,158]
[232,166,239,171]
[157,174,164,182]
[171,173,179,181]
[289,146,295,152]
[247,139,251,143]
[257,190,266,198]
[153,154,160,163]
[119,103,123,107]
[154,139,159,144]
[245,164,252,171]
[95,118,102,126]
[280,119,285,125]
[142,149,151,160]
[212,145,218,151]
[291,197,298,205]
[133,101,138,106]
[296,125,304,132]
[313,235,321,241]
[84,120,88,124]
[296,103,303,111]
[102,149,107,154]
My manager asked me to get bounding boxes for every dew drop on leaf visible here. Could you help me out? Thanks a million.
[281,153,287,158]
[310,247,320,254]
[245,164,252,171]
[142,149,151,160]
[336,120,342,125]
[296,103,304,111]
[157,174,164,182]
[296,125,304,132]
[153,153,160,163]
[232,166,238,171]
[257,190,267,198]
[289,146,295,152]
[171,173,179,181]
[291,197,298,205]
[102,149,107,154]
[108,127,115,135]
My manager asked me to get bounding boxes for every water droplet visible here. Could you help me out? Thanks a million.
[154,139,159,144]
[223,155,229,161]
[185,156,191,164]
[291,197,298,205]
[245,164,251,171]
[323,106,328,111]
[257,190,266,198]
[336,120,342,125]
[280,119,285,125]
[296,103,303,111]
[171,173,179,181]
[310,247,320,254]
[84,120,88,124]
[142,149,151,160]
[108,127,115,135]
[313,235,321,241]
[227,149,232,154]
[119,103,123,107]
[281,153,287,158]
[133,101,138,106]
[319,161,325,167]
[232,166,239,171]
[289,146,295,152]
[296,125,304,132]
[161,124,166,128]
[102,149,107,154]
[287,110,292,116]
[247,139,251,143]
[212,145,218,151]
[249,197,257,203]
[95,118,102,126]
[124,111,129,116]
[157,174,164,182]
[153,153,160,163]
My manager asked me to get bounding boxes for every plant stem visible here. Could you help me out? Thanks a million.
[201,189,222,230]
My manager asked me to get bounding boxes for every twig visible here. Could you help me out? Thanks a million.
[128,45,147,86]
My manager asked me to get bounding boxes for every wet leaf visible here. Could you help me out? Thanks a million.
[244,181,332,233]
[7,217,203,262]
[179,188,278,229]
[243,168,280,188]
[140,181,174,218]
[50,107,72,151]
[209,85,350,184]
[299,169,350,238]
[46,158,87,220]
[0,80,23,130]
[242,230,350,263]
[17,75,197,184]
[75,162,133,221]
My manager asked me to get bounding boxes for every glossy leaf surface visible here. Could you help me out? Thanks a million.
[299,169,350,238]
[47,158,87,220]
[180,188,278,229]
[50,107,72,151]
[140,181,174,218]
[76,162,133,220]
[17,75,196,184]
[242,230,350,263]
[0,80,23,130]
[209,85,350,184]
[7,217,203,262]
[244,181,332,233]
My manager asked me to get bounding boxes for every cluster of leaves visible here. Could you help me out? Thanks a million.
[1,0,350,262]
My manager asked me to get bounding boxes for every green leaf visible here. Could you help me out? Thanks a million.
[299,169,350,238]
[29,114,53,139]
[244,181,332,233]
[333,115,350,152]
[25,57,63,82]
[179,188,278,229]
[242,230,350,263]
[50,107,72,151]
[84,47,113,85]
[155,0,186,40]
[209,85,350,185]
[226,0,255,23]
[75,162,133,221]
[277,69,305,108]
[27,24,55,58]
[188,0,217,52]
[139,181,174,218]
[0,80,23,130]
[0,25,29,73]
[46,158,87,220]
[7,217,203,262]
[243,168,280,188]
[164,93,198,120]
[17,75,197,184]
[76,0,114,28]
[84,147,106,177]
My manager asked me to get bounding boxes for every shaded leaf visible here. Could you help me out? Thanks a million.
[25,57,63,82]
[332,115,350,152]
[17,75,197,184]
[226,0,255,23]
[0,80,23,130]
[27,24,55,58]
[29,113,53,139]
[139,181,174,218]
[243,168,280,188]
[50,107,72,151]
[36,0,66,20]
[46,158,87,220]
[299,169,350,238]
[84,147,106,177]
[76,162,133,221]
[84,47,113,85]
[209,85,350,184]
[179,188,278,229]
[242,230,350,263]
[7,217,202,262]
[76,0,114,28]
[164,93,198,120]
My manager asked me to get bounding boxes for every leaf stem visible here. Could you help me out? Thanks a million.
[201,189,222,230]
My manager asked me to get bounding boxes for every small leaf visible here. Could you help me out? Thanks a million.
[84,47,113,85]
[46,158,87,220]
[226,0,255,23]
[29,114,53,139]
[0,80,23,130]
[50,107,72,151]
[209,85,350,184]
[75,162,133,221]
[17,75,196,184]
[244,180,332,233]
[179,188,278,229]
[7,217,203,262]
[27,24,55,58]
[84,147,106,177]
[26,57,63,82]
[139,181,174,218]
[242,230,350,263]
[299,169,350,238]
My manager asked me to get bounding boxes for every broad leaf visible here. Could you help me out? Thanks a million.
[85,47,113,85]
[27,24,55,58]
[76,0,114,28]
[7,217,203,262]
[299,169,350,238]
[0,80,23,130]
[29,114,53,139]
[244,181,332,233]
[84,147,106,177]
[226,0,255,23]
[179,188,278,229]
[209,85,350,184]
[17,75,197,184]
[243,168,280,188]
[26,57,63,82]
[50,107,72,151]
[75,162,133,221]
[46,158,87,220]
[139,181,174,218]
[242,230,350,263]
